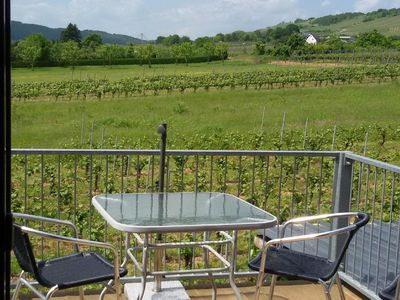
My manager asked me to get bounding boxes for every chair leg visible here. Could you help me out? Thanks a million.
[45,286,59,300]
[336,273,346,300]
[268,275,278,300]
[79,286,85,300]
[99,280,114,300]
[254,270,265,300]
[321,282,332,300]
[11,271,25,300]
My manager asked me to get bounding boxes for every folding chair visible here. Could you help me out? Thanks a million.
[249,212,369,300]
[12,213,127,299]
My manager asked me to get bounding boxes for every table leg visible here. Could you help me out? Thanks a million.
[229,230,243,300]
[203,232,217,300]
[154,233,163,292]
[137,233,149,300]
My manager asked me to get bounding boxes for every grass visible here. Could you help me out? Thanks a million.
[11,81,400,148]
[11,59,316,83]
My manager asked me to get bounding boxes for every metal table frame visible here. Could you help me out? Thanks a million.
[92,192,277,300]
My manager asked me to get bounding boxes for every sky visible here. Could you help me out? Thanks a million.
[11,0,400,39]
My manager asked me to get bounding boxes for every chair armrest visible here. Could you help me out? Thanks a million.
[13,212,79,238]
[20,225,117,253]
[280,212,358,238]
[262,224,356,254]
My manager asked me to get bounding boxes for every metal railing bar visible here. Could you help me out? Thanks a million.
[209,156,213,192]
[57,155,61,256]
[351,161,364,274]
[24,154,27,216]
[237,156,242,197]
[263,156,270,212]
[375,170,386,293]
[11,149,343,157]
[89,155,93,243]
[346,153,400,174]
[195,155,199,193]
[367,167,378,290]
[316,157,324,256]
[359,164,370,282]
[40,154,44,260]
[73,155,77,226]
[303,157,311,253]
[384,173,395,286]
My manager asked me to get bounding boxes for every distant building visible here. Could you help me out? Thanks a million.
[301,33,321,45]
[339,35,356,43]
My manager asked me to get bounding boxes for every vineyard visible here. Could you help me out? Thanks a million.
[289,50,400,65]
[12,64,400,100]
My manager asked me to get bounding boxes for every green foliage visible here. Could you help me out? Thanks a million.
[255,41,266,55]
[60,23,81,43]
[82,33,102,50]
[179,42,194,65]
[215,43,229,62]
[98,44,125,66]
[356,30,394,48]
[136,44,156,68]
[59,41,80,68]
[15,34,51,69]
[287,33,305,51]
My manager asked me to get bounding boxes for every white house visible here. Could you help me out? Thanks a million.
[305,33,320,45]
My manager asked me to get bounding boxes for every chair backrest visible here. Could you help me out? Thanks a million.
[326,212,370,279]
[12,224,40,278]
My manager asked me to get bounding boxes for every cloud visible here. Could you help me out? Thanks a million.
[146,0,301,38]
[354,0,383,12]
[321,0,331,7]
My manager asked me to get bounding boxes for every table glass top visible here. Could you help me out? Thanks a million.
[92,192,276,232]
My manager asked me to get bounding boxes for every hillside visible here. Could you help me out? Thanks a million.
[11,20,144,44]
[295,14,400,37]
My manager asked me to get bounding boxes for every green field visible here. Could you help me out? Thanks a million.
[12,80,400,148]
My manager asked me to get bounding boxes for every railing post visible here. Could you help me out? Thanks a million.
[331,152,353,264]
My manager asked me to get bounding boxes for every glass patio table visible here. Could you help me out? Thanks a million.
[92,192,277,300]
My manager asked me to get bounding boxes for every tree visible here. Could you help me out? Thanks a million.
[156,36,166,44]
[136,44,156,68]
[60,41,80,68]
[82,33,102,50]
[60,23,81,43]
[170,44,182,64]
[324,36,345,50]
[356,30,393,48]
[16,37,42,69]
[215,42,229,63]
[202,40,216,62]
[214,33,225,42]
[98,44,125,66]
[255,41,266,55]
[179,42,194,66]
[16,34,51,69]
[286,33,305,51]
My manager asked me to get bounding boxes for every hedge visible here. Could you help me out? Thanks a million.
[12,55,223,68]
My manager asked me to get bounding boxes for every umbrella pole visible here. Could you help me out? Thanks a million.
[154,123,167,292]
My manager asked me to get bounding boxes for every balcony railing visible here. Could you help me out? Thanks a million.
[10,149,400,299]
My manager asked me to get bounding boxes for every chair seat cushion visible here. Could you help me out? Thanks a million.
[249,246,335,282]
[379,275,399,300]
[37,252,127,289]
